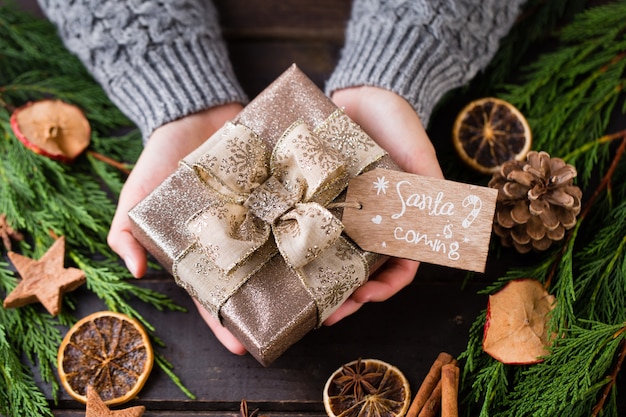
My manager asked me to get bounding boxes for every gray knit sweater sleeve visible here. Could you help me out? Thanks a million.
[326,0,525,127]
[37,0,248,141]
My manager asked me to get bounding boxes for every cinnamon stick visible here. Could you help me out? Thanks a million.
[441,363,460,417]
[418,379,443,417]
[406,352,454,417]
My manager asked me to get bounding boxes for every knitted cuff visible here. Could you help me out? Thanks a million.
[38,0,248,142]
[325,3,521,127]
[104,36,248,142]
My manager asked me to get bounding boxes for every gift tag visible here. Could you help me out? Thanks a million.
[342,168,498,272]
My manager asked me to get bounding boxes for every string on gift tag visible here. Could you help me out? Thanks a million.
[327,201,362,210]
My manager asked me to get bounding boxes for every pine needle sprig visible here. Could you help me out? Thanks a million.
[70,252,186,325]
[0,143,114,258]
[154,353,197,400]
[0,262,71,411]
[499,321,625,417]
[499,2,626,185]
[0,6,82,83]
[87,151,128,195]
[0,323,54,417]
[575,203,626,323]
[0,4,195,411]
[458,4,626,415]
[9,307,66,395]
[547,227,579,328]
[470,0,587,91]
[472,361,509,417]
[562,135,626,325]
[460,310,511,417]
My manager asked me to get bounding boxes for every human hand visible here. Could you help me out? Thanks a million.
[324,86,444,325]
[107,103,248,354]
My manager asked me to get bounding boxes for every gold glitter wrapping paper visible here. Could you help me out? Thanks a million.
[129,65,399,366]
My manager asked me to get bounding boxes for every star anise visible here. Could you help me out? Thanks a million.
[333,358,384,401]
[324,358,411,417]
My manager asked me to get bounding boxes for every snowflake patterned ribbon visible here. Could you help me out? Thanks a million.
[172,109,387,325]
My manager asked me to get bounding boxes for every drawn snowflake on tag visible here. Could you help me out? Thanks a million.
[373,176,389,195]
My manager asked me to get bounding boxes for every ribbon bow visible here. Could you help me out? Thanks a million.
[173,110,386,324]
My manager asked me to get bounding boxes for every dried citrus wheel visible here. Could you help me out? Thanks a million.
[57,311,154,405]
[452,97,532,174]
[323,358,411,417]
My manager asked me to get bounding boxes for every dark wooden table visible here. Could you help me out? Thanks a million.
[19,2,484,414]
[49,263,486,416]
[10,0,625,415]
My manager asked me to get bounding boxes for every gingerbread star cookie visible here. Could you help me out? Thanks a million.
[3,236,86,315]
[85,386,145,417]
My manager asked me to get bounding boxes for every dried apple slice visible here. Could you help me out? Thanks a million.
[483,278,556,364]
[10,99,91,163]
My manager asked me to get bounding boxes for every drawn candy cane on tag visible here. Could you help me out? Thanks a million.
[462,195,482,228]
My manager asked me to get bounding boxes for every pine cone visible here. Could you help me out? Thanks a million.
[488,151,582,253]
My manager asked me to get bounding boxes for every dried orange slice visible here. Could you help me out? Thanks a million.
[57,311,154,405]
[452,97,532,174]
[323,358,411,417]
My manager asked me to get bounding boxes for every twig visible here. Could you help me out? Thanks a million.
[591,329,626,417]
[545,133,626,289]
[562,128,626,162]
[87,150,132,175]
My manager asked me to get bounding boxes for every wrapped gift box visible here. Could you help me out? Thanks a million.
[129,65,399,366]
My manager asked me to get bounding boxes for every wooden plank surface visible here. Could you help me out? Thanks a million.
[216,0,351,97]
[48,263,486,415]
[215,0,352,36]
[9,0,350,98]
[7,0,626,416]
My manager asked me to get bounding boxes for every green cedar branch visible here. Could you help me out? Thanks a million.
[471,0,588,91]
[458,3,626,416]
[499,3,626,185]
[500,322,625,417]
[593,334,626,416]
[0,323,54,417]
[460,129,626,417]
[0,261,69,415]
[0,4,195,413]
